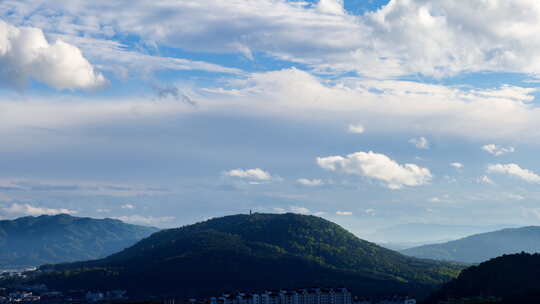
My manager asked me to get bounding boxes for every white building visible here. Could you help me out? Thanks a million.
[211,288,352,304]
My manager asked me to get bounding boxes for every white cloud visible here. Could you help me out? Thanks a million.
[296,178,324,187]
[336,210,352,215]
[482,144,515,156]
[364,208,376,216]
[317,151,432,189]
[0,20,106,90]
[3,203,76,216]
[450,162,464,169]
[96,208,111,213]
[9,0,540,77]
[121,204,135,210]
[289,206,311,215]
[273,207,287,214]
[224,168,273,181]
[348,123,365,134]
[487,163,540,184]
[409,137,430,149]
[507,193,525,201]
[208,69,540,141]
[0,178,168,197]
[429,194,450,203]
[113,215,175,226]
[317,0,345,15]
[0,68,539,143]
[478,175,495,185]
[53,34,243,78]
[0,98,195,136]
[273,206,324,216]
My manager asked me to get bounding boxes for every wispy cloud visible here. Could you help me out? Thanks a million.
[482,144,515,156]
[296,178,324,187]
[112,215,175,226]
[348,124,365,134]
[409,137,430,149]
[3,203,76,216]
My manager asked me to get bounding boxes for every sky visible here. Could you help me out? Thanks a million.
[2,0,540,243]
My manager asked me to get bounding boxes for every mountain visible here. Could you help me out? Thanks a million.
[401,226,540,264]
[365,223,515,245]
[428,253,540,304]
[0,214,158,268]
[34,213,462,298]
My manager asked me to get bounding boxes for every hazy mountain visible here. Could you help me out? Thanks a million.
[35,213,462,298]
[428,253,540,304]
[402,226,540,264]
[0,214,158,268]
[366,223,515,244]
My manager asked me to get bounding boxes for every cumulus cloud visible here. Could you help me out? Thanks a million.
[317,151,432,189]
[224,168,273,181]
[3,203,76,216]
[450,162,464,169]
[121,204,135,210]
[336,211,352,215]
[348,124,365,134]
[482,144,515,156]
[409,137,430,149]
[296,178,324,187]
[487,163,540,184]
[0,20,106,90]
[113,215,175,226]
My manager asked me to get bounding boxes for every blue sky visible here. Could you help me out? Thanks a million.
[2,0,540,243]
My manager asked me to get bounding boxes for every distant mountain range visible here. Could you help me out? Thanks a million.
[0,214,158,268]
[428,253,540,304]
[402,226,540,264]
[366,223,515,245]
[34,213,462,298]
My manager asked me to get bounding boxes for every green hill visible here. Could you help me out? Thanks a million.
[34,213,462,298]
[401,226,540,264]
[428,253,540,304]
[0,214,158,268]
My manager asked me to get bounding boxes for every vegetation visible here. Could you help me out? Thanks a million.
[427,253,540,304]
[0,214,158,268]
[35,213,462,298]
[402,226,540,264]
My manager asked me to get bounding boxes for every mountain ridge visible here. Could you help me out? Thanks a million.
[34,213,462,298]
[427,252,540,304]
[401,226,540,264]
[0,214,159,268]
